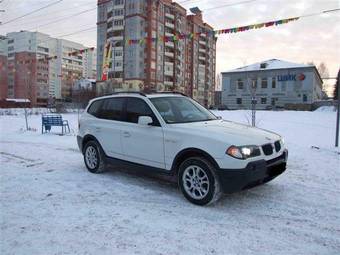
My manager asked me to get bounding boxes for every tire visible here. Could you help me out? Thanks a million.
[178,157,221,206]
[83,140,106,174]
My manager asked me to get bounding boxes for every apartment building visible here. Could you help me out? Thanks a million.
[6,31,50,106]
[3,31,97,105]
[0,36,8,100]
[97,0,217,107]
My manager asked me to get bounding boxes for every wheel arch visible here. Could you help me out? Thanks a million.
[82,134,101,154]
[171,148,220,174]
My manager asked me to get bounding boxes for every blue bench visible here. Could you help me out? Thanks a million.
[42,114,70,135]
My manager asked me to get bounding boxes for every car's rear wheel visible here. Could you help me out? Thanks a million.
[83,140,106,173]
[178,157,221,205]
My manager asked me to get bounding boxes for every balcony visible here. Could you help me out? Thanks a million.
[199,48,206,53]
[113,25,124,31]
[164,68,173,76]
[199,56,205,61]
[165,41,174,48]
[165,61,173,66]
[165,13,175,19]
[113,4,124,9]
[164,81,173,86]
[165,22,174,29]
[165,51,174,57]
[165,32,173,37]
[199,40,206,45]
[113,15,124,20]
[112,36,124,41]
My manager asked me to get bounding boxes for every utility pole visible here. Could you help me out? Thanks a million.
[24,70,31,131]
[251,79,257,127]
[335,70,340,147]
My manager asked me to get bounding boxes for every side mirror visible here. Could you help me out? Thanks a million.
[138,116,153,126]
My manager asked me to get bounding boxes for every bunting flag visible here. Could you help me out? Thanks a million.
[101,42,112,81]
[123,17,299,46]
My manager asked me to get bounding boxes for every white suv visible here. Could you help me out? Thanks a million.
[77,92,288,205]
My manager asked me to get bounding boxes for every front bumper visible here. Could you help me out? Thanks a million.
[216,149,288,194]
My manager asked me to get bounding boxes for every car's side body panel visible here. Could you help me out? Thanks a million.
[119,121,165,169]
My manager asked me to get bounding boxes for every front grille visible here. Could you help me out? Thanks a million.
[266,151,286,166]
[274,140,281,152]
[262,144,273,155]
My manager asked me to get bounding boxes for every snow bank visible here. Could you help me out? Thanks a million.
[0,107,81,116]
[314,106,336,112]
[1,110,339,255]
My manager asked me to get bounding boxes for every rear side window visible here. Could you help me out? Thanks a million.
[98,98,124,121]
[87,100,102,117]
[126,98,159,125]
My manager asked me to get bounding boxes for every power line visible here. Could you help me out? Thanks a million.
[26,7,96,30]
[202,0,257,11]
[0,0,63,26]
[3,2,94,25]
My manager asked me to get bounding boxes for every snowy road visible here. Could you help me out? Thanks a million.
[1,110,339,255]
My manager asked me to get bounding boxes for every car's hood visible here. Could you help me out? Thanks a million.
[171,120,281,146]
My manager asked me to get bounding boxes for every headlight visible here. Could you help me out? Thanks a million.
[226,145,261,160]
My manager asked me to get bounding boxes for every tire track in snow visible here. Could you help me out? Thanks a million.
[0,151,44,168]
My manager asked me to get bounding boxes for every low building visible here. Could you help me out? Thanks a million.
[221,59,323,110]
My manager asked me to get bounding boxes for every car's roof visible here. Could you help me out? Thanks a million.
[92,92,186,101]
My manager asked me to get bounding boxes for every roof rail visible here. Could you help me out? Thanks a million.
[111,91,146,97]
[151,91,188,97]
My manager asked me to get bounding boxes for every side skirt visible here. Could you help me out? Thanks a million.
[104,155,175,176]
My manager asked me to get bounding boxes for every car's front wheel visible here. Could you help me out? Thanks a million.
[178,157,221,205]
[83,140,106,173]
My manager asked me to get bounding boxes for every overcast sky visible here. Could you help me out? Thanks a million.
[0,0,339,85]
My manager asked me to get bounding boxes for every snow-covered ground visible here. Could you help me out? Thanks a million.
[0,109,339,255]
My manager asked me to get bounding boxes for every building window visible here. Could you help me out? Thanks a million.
[114,0,123,5]
[236,98,242,104]
[261,98,267,104]
[251,78,257,89]
[114,9,123,16]
[114,20,123,26]
[237,79,243,89]
[261,78,267,88]
[303,94,307,102]
[272,77,276,88]
[271,97,278,105]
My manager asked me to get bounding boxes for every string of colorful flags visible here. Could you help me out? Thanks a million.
[120,17,300,45]
[101,16,299,80]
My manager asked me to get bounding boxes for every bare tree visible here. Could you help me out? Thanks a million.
[318,62,329,78]
[317,62,330,95]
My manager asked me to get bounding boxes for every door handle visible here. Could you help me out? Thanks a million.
[123,131,131,138]
[95,127,101,132]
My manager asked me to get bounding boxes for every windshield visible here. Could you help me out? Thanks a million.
[150,96,217,124]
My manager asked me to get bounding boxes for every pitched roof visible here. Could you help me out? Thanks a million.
[222,59,314,73]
